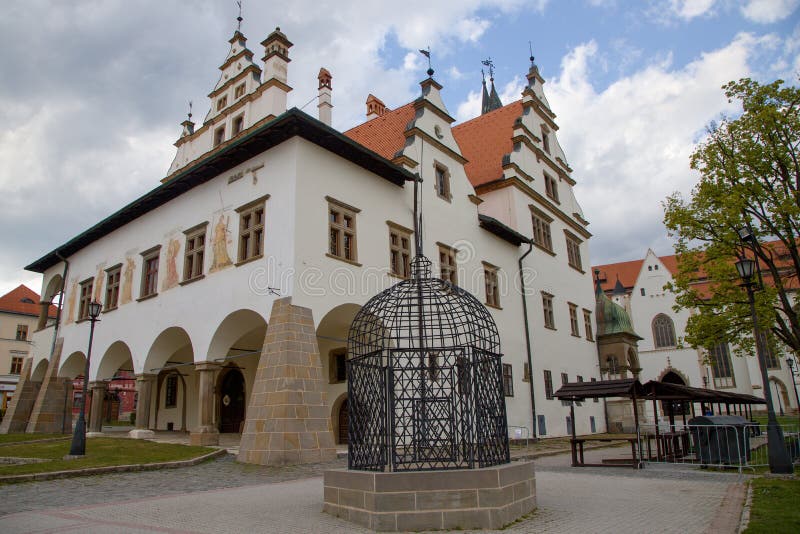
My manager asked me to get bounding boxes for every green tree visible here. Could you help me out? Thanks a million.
[663,77,800,358]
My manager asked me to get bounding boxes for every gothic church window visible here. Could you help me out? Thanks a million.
[652,314,677,348]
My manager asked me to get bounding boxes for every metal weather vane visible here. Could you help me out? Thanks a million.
[418,46,434,77]
[481,57,495,79]
[236,1,243,31]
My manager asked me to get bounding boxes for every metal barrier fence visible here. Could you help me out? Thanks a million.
[637,423,799,473]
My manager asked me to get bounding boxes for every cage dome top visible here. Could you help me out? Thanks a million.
[347,256,501,358]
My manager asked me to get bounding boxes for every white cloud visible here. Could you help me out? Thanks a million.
[741,0,800,23]
[455,17,491,42]
[545,32,774,263]
[669,0,717,20]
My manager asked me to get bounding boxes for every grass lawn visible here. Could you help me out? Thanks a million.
[0,437,215,478]
[750,414,799,429]
[0,433,69,445]
[745,478,800,533]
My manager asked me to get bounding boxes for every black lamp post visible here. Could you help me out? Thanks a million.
[787,356,800,428]
[68,300,102,457]
[734,255,793,473]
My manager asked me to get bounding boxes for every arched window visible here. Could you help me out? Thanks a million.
[652,314,677,348]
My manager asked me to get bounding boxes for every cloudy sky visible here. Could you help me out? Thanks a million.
[1,0,798,296]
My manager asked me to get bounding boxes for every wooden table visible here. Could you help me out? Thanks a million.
[570,434,641,469]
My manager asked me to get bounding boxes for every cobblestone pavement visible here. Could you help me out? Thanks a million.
[0,450,744,533]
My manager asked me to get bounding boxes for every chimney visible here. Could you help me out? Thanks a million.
[317,68,333,126]
[366,94,387,120]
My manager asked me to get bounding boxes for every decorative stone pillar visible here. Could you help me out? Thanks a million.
[87,381,107,435]
[128,374,156,439]
[190,362,220,446]
[0,357,41,433]
[238,297,336,465]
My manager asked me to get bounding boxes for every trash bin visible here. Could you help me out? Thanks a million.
[688,415,750,465]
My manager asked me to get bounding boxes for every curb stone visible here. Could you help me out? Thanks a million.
[0,448,226,484]
[738,480,753,533]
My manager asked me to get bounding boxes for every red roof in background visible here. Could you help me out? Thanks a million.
[344,102,416,160]
[593,254,679,293]
[452,100,523,187]
[0,285,58,318]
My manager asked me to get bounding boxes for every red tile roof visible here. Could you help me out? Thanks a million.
[344,98,525,189]
[452,100,523,187]
[593,254,679,293]
[344,102,416,160]
[0,285,58,318]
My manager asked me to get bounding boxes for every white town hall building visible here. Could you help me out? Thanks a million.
[3,23,610,458]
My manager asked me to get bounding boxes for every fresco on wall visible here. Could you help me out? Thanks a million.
[210,214,233,272]
[65,279,77,324]
[120,257,135,305]
[162,239,180,291]
[93,265,105,302]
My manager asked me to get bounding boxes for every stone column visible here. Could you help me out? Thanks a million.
[87,381,107,435]
[238,297,336,465]
[128,374,156,439]
[0,357,42,433]
[190,362,220,446]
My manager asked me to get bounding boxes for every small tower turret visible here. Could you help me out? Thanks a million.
[317,67,332,126]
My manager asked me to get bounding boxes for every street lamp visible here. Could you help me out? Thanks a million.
[68,300,102,457]
[787,356,800,428]
[734,255,793,473]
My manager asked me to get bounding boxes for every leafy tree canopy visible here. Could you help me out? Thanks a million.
[663,77,800,360]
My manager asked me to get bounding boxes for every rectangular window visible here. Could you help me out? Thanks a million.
[232,115,244,136]
[165,375,178,408]
[542,292,555,329]
[217,96,227,110]
[10,356,23,375]
[234,83,246,99]
[15,324,28,341]
[759,331,781,369]
[542,127,551,154]
[641,288,646,296]
[438,243,458,284]
[568,303,580,336]
[537,414,547,436]
[327,197,359,263]
[544,370,553,400]
[590,416,596,433]
[566,416,573,435]
[565,232,583,271]
[523,362,531,382]
[79,278,94,319]
[237,199,266,263]
[577,375,584,382]
[531,208,553,252]
[591,377,599,402]
[544,173,559,203]
[484,262,500,308]
[561,372,569,386]
[583,309,594,341]
[502,363,514,397]
[710,343,735,388]
[184,225,207,280]
[434,163,451,200]
[329,349,347,384]
[388,223,412,278]
[105,265,121,310]
[140,247,160,299]
[213,126,225,146]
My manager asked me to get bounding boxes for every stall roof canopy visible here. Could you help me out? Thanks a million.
[554,378,765,405]
[554,378,645,400]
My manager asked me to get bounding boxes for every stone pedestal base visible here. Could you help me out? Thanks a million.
[86,432,104,438]
[190,428,220,446]
[128,429,155,440]
[323,460,536,531]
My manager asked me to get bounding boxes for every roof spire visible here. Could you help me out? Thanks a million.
[419,47,433,77]
[236,1,243,31]
[480,58,502,114]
